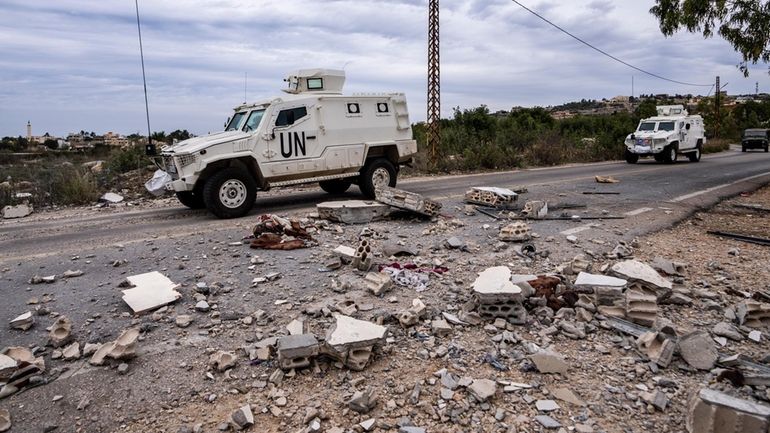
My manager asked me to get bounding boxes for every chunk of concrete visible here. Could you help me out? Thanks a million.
[352,239,373,272]
[641,390,669,411]
[468,379,497,402]
[472,266,523,304]
[89,343,112,366]
[534,415,562,429]
[626,284,658,327]
[348,387,378,414]
[107,327,140,361]
[364,272,392,296]
[551,387,586,406]
[48,316,73,348]
[536,400,560,412]
[0,408,10,432]
[62,342,81,361]
[464,187,517,207]
[286,318,305,336]
[9,312,34,331]
[2,204,32,219]
[121,271,181,314]
[610,260,672,294]
[678,331,718,370]
[530,349,569,374]
[499,222,531,242]
[687,388,770,433]
[100,192,124,203]
[636,331,675,368]
[521,201,548,219]
[175,315,193,328]
[333,245,356,261]
[651,256,687,276]
[712,322,743,341]
[375,186,442,217]
[326,315,387,350]
[209,351,238,372]
[277,334,319,370]
[739,301,770,328]
[0,355,16,381]
[231,405,254,431]
[317,200,390,224]
[431,319,452,337]
[574,272,627,288]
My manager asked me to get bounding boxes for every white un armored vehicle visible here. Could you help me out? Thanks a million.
[155,69,417,218]
[624,105,705,164]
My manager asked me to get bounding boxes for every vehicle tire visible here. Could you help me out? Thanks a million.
[202,167,257,219]
[176,191,205,209]
[358,158,397,199]
[664,145,678,164]
[653,153,665,163]
[765,145,768,153]
[625,151,639,164]
[687,144,702,162]
[319,178,353,194]
[742,146,747,152]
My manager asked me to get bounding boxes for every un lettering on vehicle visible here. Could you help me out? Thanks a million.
[280,132,306,158]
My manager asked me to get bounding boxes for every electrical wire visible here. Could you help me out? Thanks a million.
[510,0,714,87]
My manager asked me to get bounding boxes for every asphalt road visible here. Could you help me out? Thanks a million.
[1,146,769,262]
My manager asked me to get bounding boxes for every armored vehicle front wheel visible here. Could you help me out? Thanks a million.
[176,191,206,209]
[359,158,397,199]
[202,167,257,219]
[319,178,352,194]
[625,151,639,164]
[664,145,678,164]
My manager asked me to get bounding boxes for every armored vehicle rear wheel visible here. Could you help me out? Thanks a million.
[202,167,257,219]
[359,158,397,199]
[176,191,205,209]
[625,151,639,164]
[319,178,352,194]
[688,145,702,162]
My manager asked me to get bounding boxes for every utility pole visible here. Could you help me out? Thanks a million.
[631,75,634,100]
[757,82,760,96]
[427,0,440,167]
[715,76,720,139]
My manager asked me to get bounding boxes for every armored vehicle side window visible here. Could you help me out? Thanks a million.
[275,107,308,127]
[638,122,656,131]
[307,78,323,90]
[658,121,675,132]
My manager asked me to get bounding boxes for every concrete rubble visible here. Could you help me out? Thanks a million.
[2,204,33,219]
[375,186,442,217]
[317,200,390,224]
[738,301,770,327]
[610,260,673,295]
[521,200,548,219]
[472,267,527,324]
[352,239,373,271]
[99,192,124,203]
[48,316,73,348]
[209,351,238,372]
[325,314,387,371]
[0,408,9,432]
[530,349,569,374]
[277,334,319,370]
[9,311,34,331]
[464,187,518,207]
[625,283,658,327]
[230,405,254,431]
[687,388,770,433]
[636,331,675,367]
[121,271,182,314]
[499,221,531,242]
[364,271,392,296]
[678,331,718,370]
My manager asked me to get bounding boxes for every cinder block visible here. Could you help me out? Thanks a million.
[277,334,319,370]
[375,186,442,217]
[626,284,657,327]
[687,388,770,433]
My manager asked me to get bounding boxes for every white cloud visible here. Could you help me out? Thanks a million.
[0,0,767,137]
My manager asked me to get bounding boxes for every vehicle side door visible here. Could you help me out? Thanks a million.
[269,105,319,161]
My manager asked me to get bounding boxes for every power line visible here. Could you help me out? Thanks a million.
[510,0,713,87]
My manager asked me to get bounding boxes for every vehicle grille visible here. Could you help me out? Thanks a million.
[176,153,197,168]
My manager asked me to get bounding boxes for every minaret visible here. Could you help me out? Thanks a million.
[26,121,32,141]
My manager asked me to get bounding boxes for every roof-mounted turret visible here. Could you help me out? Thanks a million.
[283,68,345,95]
[656,105,688,117]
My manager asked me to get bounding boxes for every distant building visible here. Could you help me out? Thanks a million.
[26,121,31,141]
[104,132,129,147]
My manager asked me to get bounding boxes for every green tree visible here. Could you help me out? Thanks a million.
[651,0,770,75]
[43,139,59,150]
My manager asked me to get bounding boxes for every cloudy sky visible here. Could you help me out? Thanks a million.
[1,0,767,138]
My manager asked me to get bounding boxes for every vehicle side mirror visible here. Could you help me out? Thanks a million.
[686,124,691,130]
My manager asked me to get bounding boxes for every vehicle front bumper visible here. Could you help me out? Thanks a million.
[742,140,768,149]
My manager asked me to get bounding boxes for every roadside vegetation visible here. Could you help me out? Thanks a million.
[0,98,764,209]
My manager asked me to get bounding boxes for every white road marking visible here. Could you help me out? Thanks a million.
[624,207,653,216]
[560,225,594,235]
[669,172,770,203]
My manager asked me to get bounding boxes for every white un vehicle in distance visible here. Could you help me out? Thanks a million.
[153,69,417,218]
[623,105,705,164]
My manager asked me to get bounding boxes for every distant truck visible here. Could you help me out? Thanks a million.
[623,105,705,164]
[154,69,417,218]
[741,128,769,152]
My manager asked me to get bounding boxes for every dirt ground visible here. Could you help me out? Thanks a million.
[2,185,770,433]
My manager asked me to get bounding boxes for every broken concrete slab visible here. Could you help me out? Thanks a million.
[375,186,442,217]
[551,387,586,407]
[651,256,687,276]
[62,342,80,361]
[530,349,569,374]
[574,272,627,288]
[464,187,518,207]
[678,331,718,370]
[431,319,452,337]
[48,316,73,348]
[535,400,560,412]
[472,267,523,304]
[521,201,548,219]
[0,355,16,381]
[333,245,356,262]
[317,200,390,224]
[2,204,32,219]
[89,343,112,366]
[610,260,672,294]
[326,315,387,350]
[286,319,305,336]
[712,322,743,341]
[468,379,497,402]
[99,192,124,203]
[121,271,181,314]
[348,387,378,414]
[230,405,254,431]
[687,388,770,433]
[9,311,34,331]
[641,390,669,411]
[277,334,319,370]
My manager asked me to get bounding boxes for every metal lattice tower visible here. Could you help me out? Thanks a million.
[427,0,440,166]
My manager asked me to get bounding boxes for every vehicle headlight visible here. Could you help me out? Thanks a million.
[653,138,667,145]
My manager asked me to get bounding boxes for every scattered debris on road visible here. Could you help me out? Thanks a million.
[121,271,182,314]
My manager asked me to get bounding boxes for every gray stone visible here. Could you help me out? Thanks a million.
[348,387,377,414]
[2,204,32,219]
[399,427,426,433]
[62,342,80,361]
[678,331,718,370]
[551,387,586,406]
[712,322,743,341]
[641,390,669,411]
[534,415,562,429]
[445,236,466,249]
[359,418,376,431]
[209,351,238,372]
[117,363,129,375]
[195,301,210,312]
[530,349,569,374]
[9,311,34,331]
[175,315,193,328]
[468,379,497,402]
[535,399,560,412]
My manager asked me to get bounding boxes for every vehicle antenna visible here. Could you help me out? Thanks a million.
[134,0,155,156]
